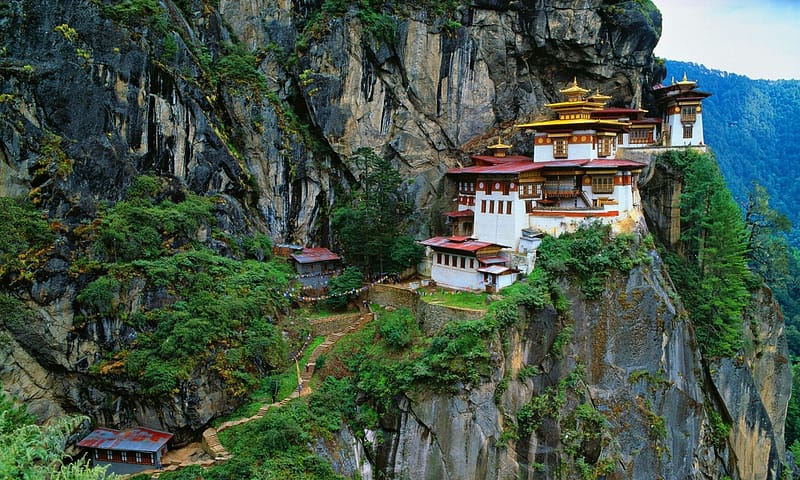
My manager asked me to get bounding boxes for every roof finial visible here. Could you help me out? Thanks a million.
[573,76,579,87]
[682,72,689,82]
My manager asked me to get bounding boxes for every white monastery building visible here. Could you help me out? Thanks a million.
[419,76,711,292]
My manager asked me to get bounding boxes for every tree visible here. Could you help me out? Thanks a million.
[332,148,411,275]
[389,235,425,271]
[743,182,792,285]
[0,386,115,479]
[326,267,364,310]
[666,150,751,358]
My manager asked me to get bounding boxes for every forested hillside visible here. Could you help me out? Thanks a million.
[665,61,800,456]
[665,61,800,246]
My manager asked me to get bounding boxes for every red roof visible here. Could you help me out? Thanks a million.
[290,247,341,264]
[419,236,499,253]
[470,155,533,165]
[477,265,515,275]
[448,161,543,175]
[444,209,474,218]
[77,427,173,453]
[583,159,646,168]
[478,256,507,265]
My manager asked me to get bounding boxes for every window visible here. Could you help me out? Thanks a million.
[444,254,450,266]
[553,138,568,158]
[135,452,142,464]
[481,199,486,213]
[469,258,474,269]
[436,253,442,264]
[592,175,614,194]
[680,106,696,122]
[121,451,127,462]
[525,200,535,213]
[460,257,465,269]
[630,128,651,144]
[598,136,613,157]
[683,124,693,139]
[489,200,494,214]
[506,201,512,215]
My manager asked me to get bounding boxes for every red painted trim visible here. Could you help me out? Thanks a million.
[530,210,619,218]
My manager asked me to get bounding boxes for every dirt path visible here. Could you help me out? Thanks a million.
[146,309,374,477]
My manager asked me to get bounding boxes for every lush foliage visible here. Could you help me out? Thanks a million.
[331,147,415,275]
[0,197,54,283]
[536,223,647,299]
[74,177,293,397]
[164,380,358,480]
[657,150,751,358]
[0,387,114,479]
[326,266,364,310]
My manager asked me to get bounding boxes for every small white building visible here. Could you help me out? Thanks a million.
[419,236,517,292]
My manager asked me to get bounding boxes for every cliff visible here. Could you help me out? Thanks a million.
[0,0,791,478]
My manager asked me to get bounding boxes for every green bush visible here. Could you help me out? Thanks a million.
[378,307,417,349]
[0,197,54,281]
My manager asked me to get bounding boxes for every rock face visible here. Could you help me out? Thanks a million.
[344,249,790,479]
[0,0,790,477]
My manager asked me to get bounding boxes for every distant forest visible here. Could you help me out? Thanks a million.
[665,60,800,247]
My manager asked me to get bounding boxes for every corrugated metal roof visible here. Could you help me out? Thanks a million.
[478,256,507,265]
[583,159,646,168]
[448,161,543,175]
[419,236,497,252]
[477,265,514,275]
[290,247,341,264]
[470,155,533,165]
[444,209,474,218]
[77,427,173,452]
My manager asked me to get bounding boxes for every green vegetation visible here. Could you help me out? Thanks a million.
[326,266,364,310]
[536,223,648,299]
[72,177,294,397]
[658,150,750,358]
[163,381,354,479]
[0,387,114,479]
[418,288,489,310]
[0,197,55,283]
[331,147,421,275]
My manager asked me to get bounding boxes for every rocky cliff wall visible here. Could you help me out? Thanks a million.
[334,248,790,479]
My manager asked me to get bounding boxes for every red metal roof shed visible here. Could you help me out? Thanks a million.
[77,427,173,453]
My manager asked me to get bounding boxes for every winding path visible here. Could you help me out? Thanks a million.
[151,309,374,476]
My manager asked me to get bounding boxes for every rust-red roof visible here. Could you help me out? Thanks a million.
[448,161,543,175]
[470,155,533,165]
[76,427,173,453]
[583,159,646,168]
[419,236,498,253]
[444,209,474,218]
[290,247,341,264]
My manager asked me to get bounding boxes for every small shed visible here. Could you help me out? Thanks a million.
[290,247,342,289]
[77,427,173,475]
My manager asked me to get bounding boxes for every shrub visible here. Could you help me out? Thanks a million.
[378,307,416,349]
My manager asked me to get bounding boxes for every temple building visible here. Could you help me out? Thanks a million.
[653,73,711,146]
[419,76,709,292]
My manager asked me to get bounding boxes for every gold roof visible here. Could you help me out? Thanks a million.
[488,137,513,149]
[560,77,589,97]
[675,72,697,86]
[516,118,631,129]
[587,88,611,103]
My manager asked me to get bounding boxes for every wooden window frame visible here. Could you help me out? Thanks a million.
[553,138,568,158]
[591,175,615,194]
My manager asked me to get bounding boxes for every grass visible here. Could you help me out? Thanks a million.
[212,336,326,425]
[418,288,489,310]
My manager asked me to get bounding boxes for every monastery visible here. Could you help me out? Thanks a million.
[419,76,710,292]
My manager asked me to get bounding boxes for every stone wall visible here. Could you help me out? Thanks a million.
[310,313,365,337]
[416,300,487,335]
[368,285,419,310]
